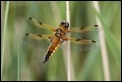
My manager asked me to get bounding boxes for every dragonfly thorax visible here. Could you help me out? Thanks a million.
[55,33,62,38]
[56,29,62,33]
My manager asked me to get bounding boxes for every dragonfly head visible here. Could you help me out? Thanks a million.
[60,21,69,28]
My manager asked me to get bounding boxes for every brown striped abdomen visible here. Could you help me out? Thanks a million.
[43,37,60,63]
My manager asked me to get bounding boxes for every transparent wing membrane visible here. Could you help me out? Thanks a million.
[70,38,97,51]
[25,33,51,40]
[70,25,102,33]
[70,25,102,40]
[26,17,56,32]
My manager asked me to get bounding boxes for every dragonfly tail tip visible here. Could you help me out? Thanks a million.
[43,59,47,64]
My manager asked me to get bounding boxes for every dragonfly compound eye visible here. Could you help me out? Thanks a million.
[60,21,69,28]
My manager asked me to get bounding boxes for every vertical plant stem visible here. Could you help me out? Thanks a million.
[17,41,20,81]
[50,1,61,23]
[1,1,10,80]
[93,1,110,81]
[66,1,71,81]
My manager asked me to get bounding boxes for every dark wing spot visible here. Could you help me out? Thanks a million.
[92,40,96,43]
[25,33,29,36]
[39,22,42,25]
[76,38,81,41]
[81,26,85,29]
[28,17,32,20]
[48,36,51,39]
[37,34,42,37]
[94,25,99,27]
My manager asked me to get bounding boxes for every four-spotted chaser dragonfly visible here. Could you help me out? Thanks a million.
[25,17,101,64]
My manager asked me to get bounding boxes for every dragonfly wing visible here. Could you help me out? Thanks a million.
[70,37,96,51]
[25,33,51,40]
[70,25,102,33]
[70,25,102,39]
[26,17,56,32]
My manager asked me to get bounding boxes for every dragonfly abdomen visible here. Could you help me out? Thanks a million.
[43,38,60,64]
[43,50,53,63]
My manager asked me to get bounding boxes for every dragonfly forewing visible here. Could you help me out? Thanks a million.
[26,17,56,32]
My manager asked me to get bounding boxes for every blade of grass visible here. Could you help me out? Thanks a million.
[65,1,75,81]
[17,41,20,81]
[50,1,61,23]
[50,2,75,80]
[77,52,99,80]
[92,1,110,81]
[66,1,71,81]
[1,1,10,80]
[91,2,121,68]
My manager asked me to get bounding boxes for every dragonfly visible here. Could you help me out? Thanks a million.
[25,17,101,64]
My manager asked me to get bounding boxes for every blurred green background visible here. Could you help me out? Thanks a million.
[1,1,121,81]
